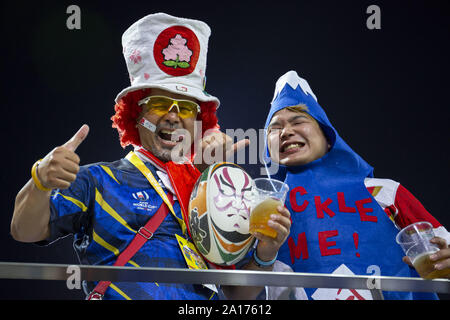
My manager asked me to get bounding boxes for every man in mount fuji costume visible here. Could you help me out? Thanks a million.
[263,71,450,300]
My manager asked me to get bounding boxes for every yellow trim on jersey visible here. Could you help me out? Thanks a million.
[92,230,140,270]
[109,283,132,300]
[125,151,187,236]
[54,192,88,212]
[93,230,120,256]
[100,165,121,184]
[370,186,382,197]
[95,188,137,234]
[125,260,159,286]
[127,260,140,268]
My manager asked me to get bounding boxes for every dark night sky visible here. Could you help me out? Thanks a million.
[0,0,449,299]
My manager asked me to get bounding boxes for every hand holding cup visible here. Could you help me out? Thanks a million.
[396,222,450,279]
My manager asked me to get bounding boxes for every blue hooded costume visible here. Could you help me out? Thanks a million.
[264,71,437,300]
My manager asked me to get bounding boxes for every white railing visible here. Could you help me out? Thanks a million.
[0,262,448,300]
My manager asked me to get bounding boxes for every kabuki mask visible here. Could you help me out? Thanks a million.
[188,162,255,266]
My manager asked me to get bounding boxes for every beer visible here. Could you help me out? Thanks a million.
[412,251,450,279]
[249,198,283,238]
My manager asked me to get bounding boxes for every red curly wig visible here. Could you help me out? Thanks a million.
[111,88,219,148]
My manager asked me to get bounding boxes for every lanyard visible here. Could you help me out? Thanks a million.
[125,151,187,236]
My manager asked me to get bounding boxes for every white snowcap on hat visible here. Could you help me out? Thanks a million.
[115,13,220,108]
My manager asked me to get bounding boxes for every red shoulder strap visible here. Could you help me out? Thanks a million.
[87,193,174,300]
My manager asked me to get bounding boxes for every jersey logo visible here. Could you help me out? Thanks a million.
[132,191,157,212]
[132,191,150,201]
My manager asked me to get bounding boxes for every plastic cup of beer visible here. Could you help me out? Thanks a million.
[249,178,289,239]
[395,221,448,279]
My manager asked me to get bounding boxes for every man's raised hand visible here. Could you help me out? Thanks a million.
[37,125,89,190]
[194,129,250,172]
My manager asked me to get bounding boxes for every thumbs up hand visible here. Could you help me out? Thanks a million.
[37,125,89,190]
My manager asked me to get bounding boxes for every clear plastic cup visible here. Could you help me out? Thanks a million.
[395,221,449,279]
[249,178,289,238]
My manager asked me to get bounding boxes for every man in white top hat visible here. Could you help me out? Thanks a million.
[10,13,290,300]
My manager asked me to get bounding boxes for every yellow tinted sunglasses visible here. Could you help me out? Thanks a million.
[138,95,200,119]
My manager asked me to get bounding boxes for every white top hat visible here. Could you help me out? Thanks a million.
[115,13,220,108]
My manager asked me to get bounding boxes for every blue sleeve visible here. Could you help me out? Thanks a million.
[38,165,95,245]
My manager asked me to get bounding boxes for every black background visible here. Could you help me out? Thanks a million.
[0,0,449,299]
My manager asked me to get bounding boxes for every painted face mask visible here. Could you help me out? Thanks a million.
[188,162,255,266]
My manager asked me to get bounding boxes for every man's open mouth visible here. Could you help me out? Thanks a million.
[157,129,184,144]
[280,142,305,153]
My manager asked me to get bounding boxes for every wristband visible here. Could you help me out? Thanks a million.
[252,250,277,268]
[31,159,51,192]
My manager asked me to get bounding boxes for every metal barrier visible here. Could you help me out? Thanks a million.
[0,262,448,300]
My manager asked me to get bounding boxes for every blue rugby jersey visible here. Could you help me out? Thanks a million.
[44,157,216,300]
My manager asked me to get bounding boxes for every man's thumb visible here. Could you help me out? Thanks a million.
[225,138,250,160]
[231,138,250,153]
[63,124,90,152]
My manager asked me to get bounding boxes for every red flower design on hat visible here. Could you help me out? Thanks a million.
[129,49,142,64]
[162,34,193,68]
[153,26,200,77]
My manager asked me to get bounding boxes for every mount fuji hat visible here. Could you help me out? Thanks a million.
[115,13,220,108]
